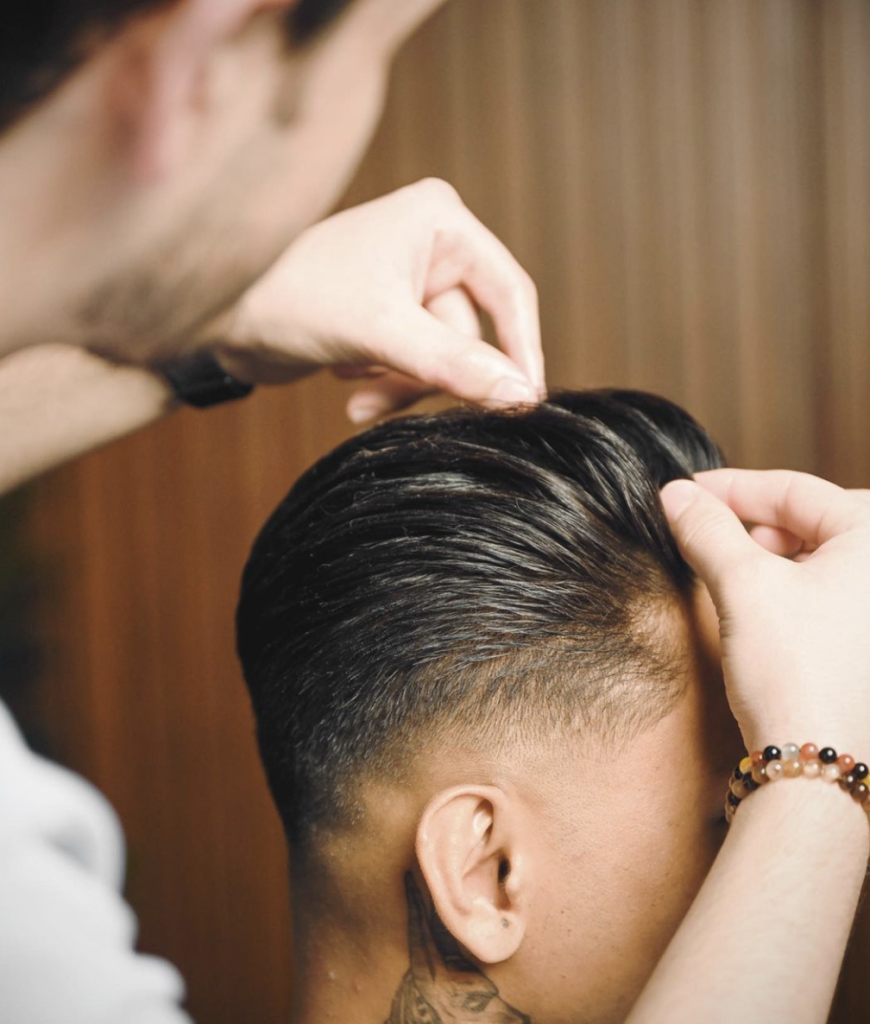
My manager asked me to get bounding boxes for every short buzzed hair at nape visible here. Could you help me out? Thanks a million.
[236,390,725,845]
[0,0,356,133]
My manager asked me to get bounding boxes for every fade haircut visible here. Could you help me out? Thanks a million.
[236,390,725,844]
[0,0,356,132]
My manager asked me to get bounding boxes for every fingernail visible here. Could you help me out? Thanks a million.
[347,397,389,424]
[488,377,537,407]
[660,479,699,517]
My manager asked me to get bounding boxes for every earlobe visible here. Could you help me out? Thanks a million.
[416,785,528,964]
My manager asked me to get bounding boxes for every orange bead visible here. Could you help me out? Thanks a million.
[837,754,855,773]
[751,766,767,786]
[751,750,766,767]
[800,743,819,761]
[782,758,803,778]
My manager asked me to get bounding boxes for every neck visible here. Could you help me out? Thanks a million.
[290,869,530,1024]
[289,873,408,1024]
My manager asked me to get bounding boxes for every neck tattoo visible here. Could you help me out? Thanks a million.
[385,873,531,1024]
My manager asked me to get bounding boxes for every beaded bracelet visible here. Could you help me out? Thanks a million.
[726,743,870,825]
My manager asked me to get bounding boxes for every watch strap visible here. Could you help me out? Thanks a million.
[160,351,254,409]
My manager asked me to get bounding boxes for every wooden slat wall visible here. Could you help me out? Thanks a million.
[23,2,870,1022]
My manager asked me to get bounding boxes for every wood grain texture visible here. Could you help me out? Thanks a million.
[23,2,870,1021]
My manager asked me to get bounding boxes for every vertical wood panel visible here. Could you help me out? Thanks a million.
[820,0,870,489]
[23,3,870,1022]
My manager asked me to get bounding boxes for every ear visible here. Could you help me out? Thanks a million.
[416,785,529,965]
[105,0,298,180]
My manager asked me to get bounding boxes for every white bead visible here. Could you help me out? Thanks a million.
[781,743,801,761]
[822,763,842,783]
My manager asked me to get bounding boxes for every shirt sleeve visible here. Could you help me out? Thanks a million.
[0,699,194,1024]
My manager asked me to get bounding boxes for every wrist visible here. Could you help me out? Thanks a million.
[212,345,259,387]
[728,741,870,827]
[733,773,870,852]
[187,305,263,386]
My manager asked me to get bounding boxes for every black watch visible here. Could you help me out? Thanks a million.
[159,351,254,409]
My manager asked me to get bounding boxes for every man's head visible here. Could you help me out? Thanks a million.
[0,0,445,357]
[236,389,740,1024]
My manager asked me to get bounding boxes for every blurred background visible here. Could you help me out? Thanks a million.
[4,0,869,1021]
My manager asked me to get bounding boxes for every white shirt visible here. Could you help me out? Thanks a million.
[0,699,192,1024]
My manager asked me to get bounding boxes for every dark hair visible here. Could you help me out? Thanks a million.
[236,390,725,844]
[0,0,356,132]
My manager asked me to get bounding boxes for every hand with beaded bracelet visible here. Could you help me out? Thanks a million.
[727,743,870,824]
[623,469,870,1024]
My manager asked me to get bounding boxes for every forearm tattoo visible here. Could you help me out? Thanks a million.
[386,873,530,1024]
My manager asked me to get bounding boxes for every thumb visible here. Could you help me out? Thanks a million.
[660,479,765,602]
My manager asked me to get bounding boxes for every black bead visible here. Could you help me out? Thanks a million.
[854,763,869,781]
[734,766,744,780]
[743,776,760,792]
[762,745,782,762]
[819,747,838,764]
[726,791,741,806]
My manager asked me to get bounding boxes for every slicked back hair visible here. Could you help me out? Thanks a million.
[0,0,356,132]
[236,390,725,844]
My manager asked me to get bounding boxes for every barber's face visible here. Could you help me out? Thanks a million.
[61,0,447,360]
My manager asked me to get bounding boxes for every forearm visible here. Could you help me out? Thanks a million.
[627,780,869,1023]
[0,344,176,495]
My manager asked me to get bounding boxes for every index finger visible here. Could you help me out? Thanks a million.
[693,468,869,548]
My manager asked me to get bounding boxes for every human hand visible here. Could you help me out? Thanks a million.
[213,179,545,422]
[660,470,870,755]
